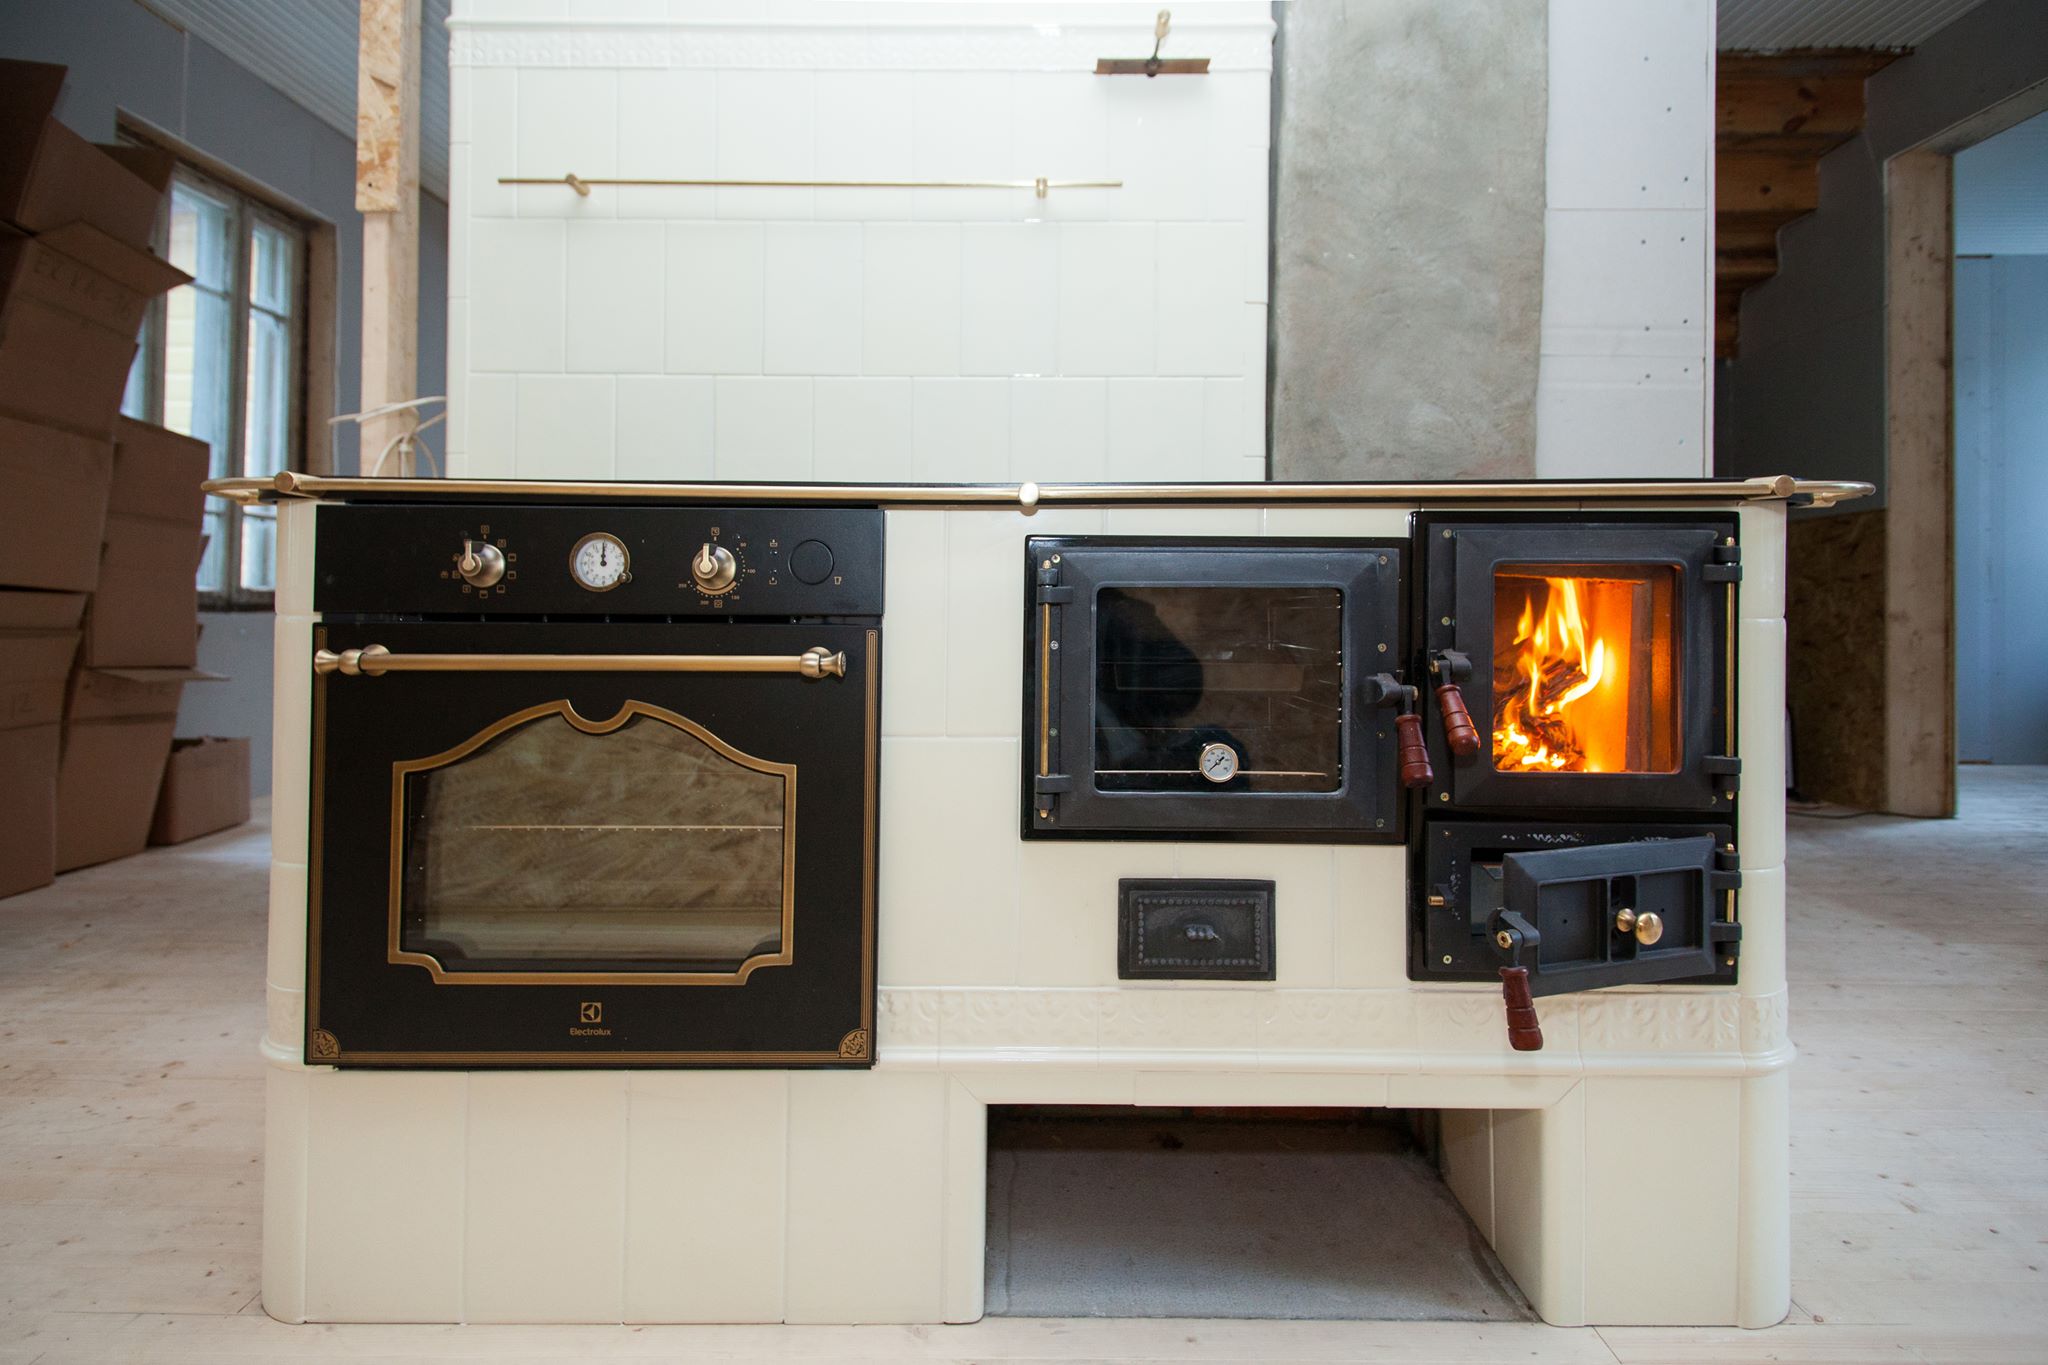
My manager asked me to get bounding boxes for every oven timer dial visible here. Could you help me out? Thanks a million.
[570,532,631,591]
[690,542,739,595]
[1199,741,1240,784]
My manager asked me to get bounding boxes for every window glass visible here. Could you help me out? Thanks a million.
[399,711,790,972]
[164,180,239,593]
[1092,586,1344,794]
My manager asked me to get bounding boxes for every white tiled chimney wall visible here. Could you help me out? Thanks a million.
[445,1,1275,484]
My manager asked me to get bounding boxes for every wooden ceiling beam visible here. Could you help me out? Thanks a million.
[1716,151,1821,216]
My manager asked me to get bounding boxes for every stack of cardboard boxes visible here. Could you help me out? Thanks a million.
[0,60,240,898]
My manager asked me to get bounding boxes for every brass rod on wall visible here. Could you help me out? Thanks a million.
[499,173,1121,199]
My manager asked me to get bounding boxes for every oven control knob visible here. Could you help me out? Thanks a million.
[789,539,834,585]
[456,538,505,588]
[691,542,738,594]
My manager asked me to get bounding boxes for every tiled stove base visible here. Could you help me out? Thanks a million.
[255,493,1799,1328]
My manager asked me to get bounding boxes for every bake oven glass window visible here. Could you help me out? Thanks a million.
[1491,564,1680,776]
[395,703,794,977]
[1092,585,1344,795]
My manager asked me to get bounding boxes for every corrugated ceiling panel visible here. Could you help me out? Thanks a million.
[142,0,451,197]
[1719,0,1995,50]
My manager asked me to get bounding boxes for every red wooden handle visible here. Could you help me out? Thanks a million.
[1394,712,1433,789]
[1500,967,1544,1051]
[1436,683,1480,756]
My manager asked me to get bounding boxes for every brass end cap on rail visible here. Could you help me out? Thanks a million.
[799,647,846,679]
[312,644,391,677]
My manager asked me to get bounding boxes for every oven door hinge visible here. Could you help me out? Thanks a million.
[1703,753,1741,794]
[1712,848,1743,956]
[1703,544,1743,583]
[1035,560,1072,606]
[1033,773,1073,821]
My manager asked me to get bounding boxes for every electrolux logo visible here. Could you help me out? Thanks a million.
[570,1001,611,1038]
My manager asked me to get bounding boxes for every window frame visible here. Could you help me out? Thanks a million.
[123,155,310,611]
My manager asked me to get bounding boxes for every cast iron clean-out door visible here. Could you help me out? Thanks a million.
[307,619,878,1067]
[1414,821,1741,992]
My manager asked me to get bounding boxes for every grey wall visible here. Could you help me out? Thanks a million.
[1956,109,2048,253]
[1268,0,1548,480]
[1954,241,2048,760]
[1715,0,2048,507]
[2,0,452,793]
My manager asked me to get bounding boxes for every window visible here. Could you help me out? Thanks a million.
[123,165,307,608]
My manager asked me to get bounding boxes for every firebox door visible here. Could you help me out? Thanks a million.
[1414,821,1741,992]
[1417,514,1740,814]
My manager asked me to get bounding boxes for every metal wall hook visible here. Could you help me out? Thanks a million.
[1096,8,1211,76]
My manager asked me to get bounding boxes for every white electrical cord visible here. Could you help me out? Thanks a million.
[328,395,447,478]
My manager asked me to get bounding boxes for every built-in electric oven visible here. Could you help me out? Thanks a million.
[305,502,882,1067]
[1021,537,1411,841]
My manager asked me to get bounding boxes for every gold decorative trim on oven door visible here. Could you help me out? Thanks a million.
[385,699,799,987]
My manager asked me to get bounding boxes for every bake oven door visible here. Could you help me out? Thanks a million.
[1419,514,1739,814]
[1023,537,1406,841]
[306,620,878,1067]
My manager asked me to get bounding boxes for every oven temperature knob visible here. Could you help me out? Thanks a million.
[691,542,738,594]
[456,538,505,588]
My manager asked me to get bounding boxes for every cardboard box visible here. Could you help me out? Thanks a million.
[0,588,84,897]
[0,414,113,592]
[0,723,59,898]
[149,736,250,845]
[0,222,188,438]
[54,663,220,872]
[0,60,175,249]
[81,418,209,668]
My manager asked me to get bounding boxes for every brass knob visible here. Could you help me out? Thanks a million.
[456,538,505,588]
[1633,911,1663,946]
[1615,907,1637,936]
[799,647,846,679]
[692,542,737,594]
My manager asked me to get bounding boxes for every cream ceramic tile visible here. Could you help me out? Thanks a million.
[951,1066,1136,1106]
[1172,843,1336,988]
[1105,378,1206,482]
[1547,0,1710,212]
[1263,506,1416,538]
[463,66,518,220]
[565,221,663,373]
[268,614,313,866]
[876,738,1020,988]
[713,376,812,481]
[1332,845,1411,988]
[1156,223,1245,376]
[1735,865,1785,1002]
[959,223,1058,377]
[940,1079,987,1324]
[1014,839,1175,987]
[664,222,764,375]
[1056,223,1155,376]
[1101,506,1261,536]
[862,224,960,376]
[910,71,1016,221]
[614,376,714,481]
[1738,502,1785,623]
[763,223,861,375]
[1739,617,1787,873]
[464,1073,627,1324]
[942,507,1101,736]
[1199,377,1251,477]
[1099,987,1260,1057]
[813,377,914,482]
[515,67,617,218]
[266,859,306,995]
[1582,1075,1739,1324]
[1131,1071,1390,1108]
[880,510,946,738]
[715,69,815,219]
[464,374,517,476]
[911,378,1009,482]
[816,71,916,222]
[875,986,943,1060]
[261,1067,308,1323]
[1438,1108,1494,1243]
[514,375,615,480]
[1012,72,1110,182]
[616,68,717,220]
[1533,354,1707,479]
[784,1072,951,1322]
[304,1073,466,1322]
[468,220,564,372]
[1009,378,1106,482]
[1104,77,1213,221]
[1207,69,1274,150]
[1255,990,1416,1059]
[938,987,1103,1056]
[623,1073,786,1323]
[448,146,472,302]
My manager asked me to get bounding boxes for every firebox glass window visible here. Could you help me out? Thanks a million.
[1092,585,1344,794]
[396,710,789,973]
[1492,564,1680,774]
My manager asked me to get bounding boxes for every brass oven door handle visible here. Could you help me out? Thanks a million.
[313,644,846,679]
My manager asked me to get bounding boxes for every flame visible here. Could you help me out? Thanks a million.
[1493,575,1614,773]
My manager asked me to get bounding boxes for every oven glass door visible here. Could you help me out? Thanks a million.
[1026,538,1406,840]
[308,620,877,1067]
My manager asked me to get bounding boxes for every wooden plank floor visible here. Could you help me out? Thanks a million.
[2,768,2044,1363]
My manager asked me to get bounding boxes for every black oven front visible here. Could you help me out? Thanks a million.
[305,502,882,1067]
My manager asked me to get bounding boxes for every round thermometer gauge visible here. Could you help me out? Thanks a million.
[1198,741,1240,784]
[569,532,630,591]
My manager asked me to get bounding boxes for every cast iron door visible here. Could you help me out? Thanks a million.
[307,619,878,1067]
[1419,514,1739,813]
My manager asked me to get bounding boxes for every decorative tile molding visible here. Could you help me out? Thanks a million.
[449,21,1277,72]
[267,983,305,1058]
[1580,990,1742,1053]
[1740,989,1790,1054]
